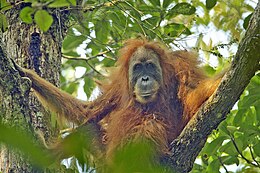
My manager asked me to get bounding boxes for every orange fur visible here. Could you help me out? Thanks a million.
[19,39,223,162]
[98,39,223,157]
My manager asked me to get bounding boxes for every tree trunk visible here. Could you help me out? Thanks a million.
[0,5,69,172]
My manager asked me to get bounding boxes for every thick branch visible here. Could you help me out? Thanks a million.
[167,2,260,172]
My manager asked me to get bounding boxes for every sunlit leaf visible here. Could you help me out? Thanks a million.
[233,108,246,125]
[227,125,238,134]
[164,23,191,37]
[34,10,53,32]
[203,65,216,76]
[0,0,11,11]
[19,7,34,24]
[48,0,76,8]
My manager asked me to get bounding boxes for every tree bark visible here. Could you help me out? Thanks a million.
[167,2,260,172]
[0,5,69,172]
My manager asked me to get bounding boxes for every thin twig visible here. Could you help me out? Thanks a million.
[62,56,104,76]
[62,49,114,61]
[111,1,146,37]
[248,145,260,167]
[117,0,163,40]
[86,61,103,76]
[60,70,94,88]
[230,136,258,167]
[217,156,229,173]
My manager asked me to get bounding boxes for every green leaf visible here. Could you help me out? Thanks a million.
[244,108,257,126]
[253,142,260,157]
[169,3,196,16]
[82,0,95,5]
[87,42,102,56]
[250,73,260,86]
[233,131,244,138]
[219,141,238,156]
[164,23,191,37]
[92,8,107,21]
[109,11,127,30]
[64,82,79,94]
[101,57,116,67]
[148,0,160,7]
[221,156,239,165]
[218,121,229,135]
[19,7,34,24]
[255,104,260,122]
[206,0,217,10]
[62,50,80,58]
[48,0,76,8]
[243,13,253,30]
[0,0,11,11]
[95,20,110,43]
[203,65,216,76]
[0,13,8,32]
[233,137,244,152]
[84,77,95,98]
[233,108,247,126]
[239,95,260,109]
[202,136,226,155]
[48,0,69,8]
[0,123,54,167]
[62,35,86,54]
[206,159,220,173]
[227,125,238,134]
[163,0,173,8]
[112,139,167,172]
[34,10,53,32]
[23,0,37,2]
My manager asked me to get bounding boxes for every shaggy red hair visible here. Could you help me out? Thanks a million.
[86,39,222,157]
